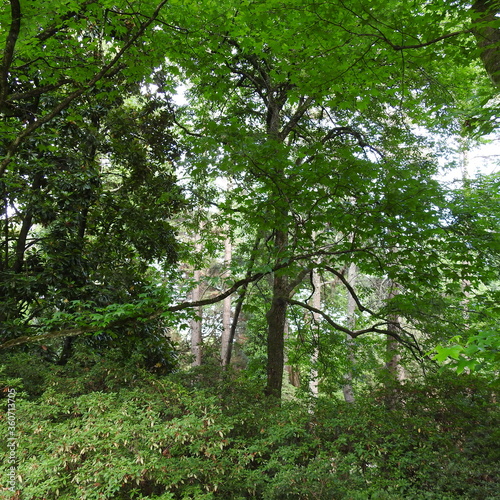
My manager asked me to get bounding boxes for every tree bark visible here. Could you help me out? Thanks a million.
[284,320,301,388]
[190,266,203,367]
[342,262,357,403]
[221,235,232,366]
[383,280,405,408]
[223,235,262,367]
[471,0,500,85]
[12,171,43,273]
[309,269,321,396]
[265,229,289,398]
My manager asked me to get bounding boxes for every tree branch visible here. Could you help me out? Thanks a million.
[287,298,423,357]
[322,264,378,316]
[279,96,315,141]
[0,244,377,350]
[0,267,268,350]
[287,298,386,337]
[390,30,471,51]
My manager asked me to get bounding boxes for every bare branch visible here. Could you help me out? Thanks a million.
[287,298,383,337]
[279,96,315,141]
[322,264,378,316]
[287,298,424,359]
[0,243,376,350]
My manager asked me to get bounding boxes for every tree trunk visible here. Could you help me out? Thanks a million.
[471,0,500,86]
[56,337,74,366]
[342,262,357,403]
[309,269,321,396]
[265,229,288,399]
[383,280,405,408]
[285,320,301,388]
[385,336,403,382]
[190,268,203,366]
[221,235,232,366]
[223,235,262,367]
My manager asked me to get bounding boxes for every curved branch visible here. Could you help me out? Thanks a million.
[287,298,423,359]
[279,96,315,141]
[287,298,387,338]
[322,264,377,316]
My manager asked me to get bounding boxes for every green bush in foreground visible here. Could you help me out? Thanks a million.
[1,354,499,499]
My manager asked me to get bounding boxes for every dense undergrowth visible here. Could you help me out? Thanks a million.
[1,351,499,499]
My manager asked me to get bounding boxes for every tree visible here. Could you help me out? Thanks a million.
[431,172,500,373]
[166,0,494,397]
[1,0,499,398]
[0,0,185,364]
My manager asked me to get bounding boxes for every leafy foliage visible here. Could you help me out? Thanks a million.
[1,1,500,497]
[1,358,498,499]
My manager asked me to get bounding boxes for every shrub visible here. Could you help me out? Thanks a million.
[1,359,498,499]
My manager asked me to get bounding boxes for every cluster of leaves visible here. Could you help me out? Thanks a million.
[1,355,498,499]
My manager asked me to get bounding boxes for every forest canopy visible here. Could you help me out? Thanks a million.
[1,0,500,497]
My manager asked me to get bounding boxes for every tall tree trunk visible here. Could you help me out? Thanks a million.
[383,282,404,383]
[309,269,321,396]
[265,229,288,398]
[471,0,500,86]
[191,265,203,367]
[385,335,403,382]
[190,269,203,366]
[285,320,301,388]
[56,337,74,366]
[383,280,405,408]
[223,234,262,367]
[12,171,43,273]
[221,235,232,366]
[342,262,357,403]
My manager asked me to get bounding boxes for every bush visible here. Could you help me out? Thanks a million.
[1,359,498,499]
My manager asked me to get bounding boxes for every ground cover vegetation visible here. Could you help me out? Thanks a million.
[1,0,500,498]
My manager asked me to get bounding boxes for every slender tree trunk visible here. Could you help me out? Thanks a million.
[221,235,232,366]
[285,320,301,388]
[309,269,321,396]
[190,268,203,366]
[383,280,404,408]
[383,282,404,382]
[56,337,74,366]
[385,335,403,382]
[342,262,357,403]
[12,171,43,273]
[460,147,471,329]
[190,238,203,367]
[223,235,262,367]
[384,325,404,409]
